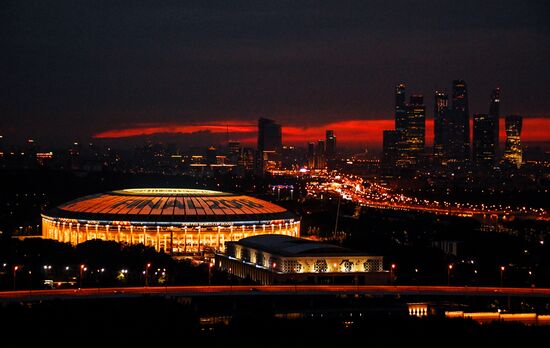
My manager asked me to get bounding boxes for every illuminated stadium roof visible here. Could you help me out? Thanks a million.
[44,188,295,225]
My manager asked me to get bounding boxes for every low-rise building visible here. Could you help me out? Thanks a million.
[216,234,388,285]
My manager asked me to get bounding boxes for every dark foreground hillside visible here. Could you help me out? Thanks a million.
[1,297,549,347]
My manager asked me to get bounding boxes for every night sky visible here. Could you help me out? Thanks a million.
[1,1,549,147]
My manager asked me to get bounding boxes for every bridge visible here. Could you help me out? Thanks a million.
[1,285,549,302]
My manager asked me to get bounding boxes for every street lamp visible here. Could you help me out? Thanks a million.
[13,266,19,290]
[94,268,105,292]
[390,263,396,285]
[145,263,151,287]
[447,264,453,286]
[79,264,86,288]
[500,266,505,287]
[208,261,214,286]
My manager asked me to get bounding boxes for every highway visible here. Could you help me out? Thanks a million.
[305,172,549,221]
[1,285,549,302]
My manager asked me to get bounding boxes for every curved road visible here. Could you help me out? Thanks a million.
[306,173,549,221]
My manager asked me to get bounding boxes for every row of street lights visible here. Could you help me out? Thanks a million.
[5,261,537,290]
[388,262,531,287]
[9,263,160,290]
[448,264,508,287]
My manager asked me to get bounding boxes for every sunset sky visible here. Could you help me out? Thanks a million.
[93,118,549,148]
[1,1,549,147]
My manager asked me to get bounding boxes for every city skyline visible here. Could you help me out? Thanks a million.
[2,1,550,342]
[2,114,548,150]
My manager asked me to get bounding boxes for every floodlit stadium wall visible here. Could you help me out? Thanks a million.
[41,218,300,253]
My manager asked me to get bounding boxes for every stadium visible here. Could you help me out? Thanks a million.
[41,188,300,253]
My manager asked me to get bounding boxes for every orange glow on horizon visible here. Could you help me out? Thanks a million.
[94,122,257,139]
[93,117,550,146]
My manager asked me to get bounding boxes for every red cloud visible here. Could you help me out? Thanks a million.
[94,122,256,138]
[93,117,549,146]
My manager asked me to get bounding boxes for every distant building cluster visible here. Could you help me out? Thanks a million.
[306,130,337,171]
[256,118,337,173]
[0,82,531,178]
[383,81,524,172]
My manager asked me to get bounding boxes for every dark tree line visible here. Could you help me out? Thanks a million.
[0,237,230,290]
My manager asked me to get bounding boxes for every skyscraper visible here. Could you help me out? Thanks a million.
[258,118,282,153]
[489,88,501,155]
[257,118,282,172]
[434,91,448,164]
[503,115,523,168]
[402,94,425,166]
[395,83,407,166]
[315,140,326,169]
[473,114,497,168]
[395,83,407,132]
[383,130,399,169]
[440,109,465,165]
[307,142,316,169]
[452,80,470,162]
[325,130,336,160]
[391,84,426,168]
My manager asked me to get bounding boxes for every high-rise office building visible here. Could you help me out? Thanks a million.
[257,118,282,172]
[315,140,326,169]
[434,91,448,164]
[503,115,523,168]
[325,130,336,160]
[473,114,497,168]
[258,118,282,153]
[489,88,501,155]
[307,142,316,169]
[383,130,399,169]
[391,84,425,168]
[401,94,425,166]
[394,83,407,166]
[442,109,466,165]
[228,140,241,165]
[395,83,407,132]
[452,80,470,162]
